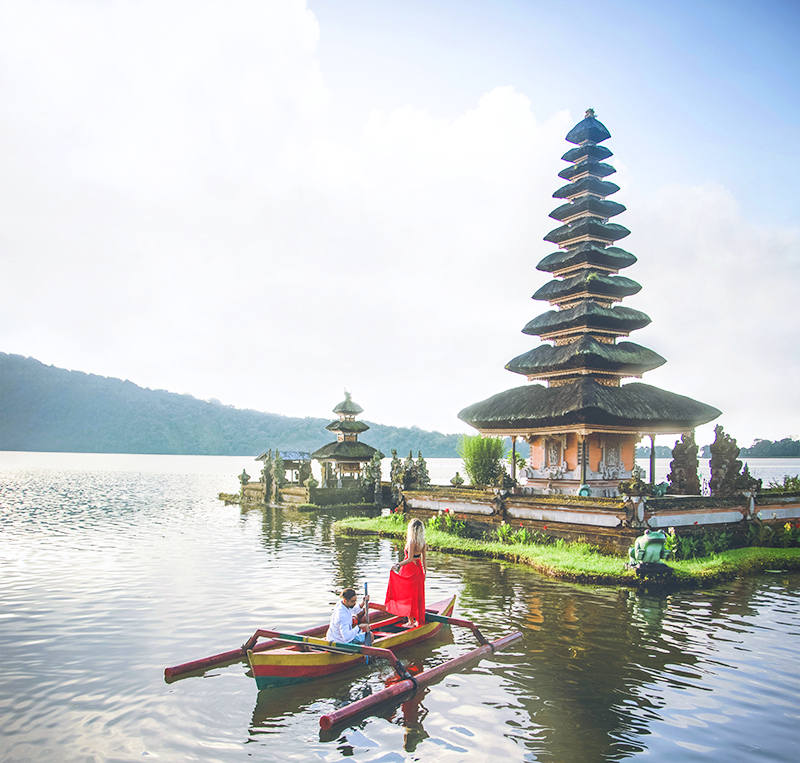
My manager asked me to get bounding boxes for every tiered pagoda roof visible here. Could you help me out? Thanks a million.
[459,109,720,435]
[311,391,381,462]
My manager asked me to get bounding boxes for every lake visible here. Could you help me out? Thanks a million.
[1,452,798,762]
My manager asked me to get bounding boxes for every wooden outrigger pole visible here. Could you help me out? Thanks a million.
[164,602,394,681]
[319,630,522,730]
[165,600,522,729]
[164,624,328,680]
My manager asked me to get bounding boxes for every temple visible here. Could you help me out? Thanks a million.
[311,391,382,487]
[458,110,720,497]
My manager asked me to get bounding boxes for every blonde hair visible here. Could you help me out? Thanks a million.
[406,518,425,550]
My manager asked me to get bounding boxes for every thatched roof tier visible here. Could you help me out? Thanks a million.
[549,197,626,223]
[326,419,370,434]
[561,144,613,163]
[533,272,641,303]
[458,109,721,446]
[458,380,721,434]
[544,219,630,246]
[522,303,651,337]
[506,337,666,378]
[557,161,616,182]
[536,245,636,274]
[566,111,612,145]
[553,176,619,200]
[310,441,381,461]
[333,394,363,416]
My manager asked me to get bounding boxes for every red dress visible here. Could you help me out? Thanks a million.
[385,548,425,624]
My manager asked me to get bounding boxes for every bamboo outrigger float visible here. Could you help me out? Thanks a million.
[163,593,522,729]
[319,630,523,730]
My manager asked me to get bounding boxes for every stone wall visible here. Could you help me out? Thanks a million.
[402,487,800,553]
[308,486,369,506]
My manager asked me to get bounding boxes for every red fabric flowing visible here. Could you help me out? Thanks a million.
[385,550,425,623]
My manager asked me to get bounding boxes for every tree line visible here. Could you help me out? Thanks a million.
[0,353,461,457]
[637,437,799,459]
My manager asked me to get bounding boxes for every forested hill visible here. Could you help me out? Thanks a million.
[0,353,461,457]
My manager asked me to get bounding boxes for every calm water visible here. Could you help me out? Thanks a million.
[1,452,799,762]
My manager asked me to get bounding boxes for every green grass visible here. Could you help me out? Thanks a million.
[335,515,800,589]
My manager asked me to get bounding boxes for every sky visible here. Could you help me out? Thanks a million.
[1,0,799,450]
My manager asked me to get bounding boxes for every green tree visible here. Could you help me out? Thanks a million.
[457,435,507,486]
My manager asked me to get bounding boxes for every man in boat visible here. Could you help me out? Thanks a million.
[326,587,372,644]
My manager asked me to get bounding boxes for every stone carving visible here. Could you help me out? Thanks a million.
[416,452,431,488]
[709,425,761,496]
[542,436,567,478]
[389,449,403,488]
[542,463,567,479]
[239,469,250,485]
[599,438,624,480]
[667,430,701,495]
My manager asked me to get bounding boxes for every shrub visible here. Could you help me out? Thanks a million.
[494,522,513,544]
[511,525,531,545]
[428,509,468,537]
[457,435,507,486]
[766,474,800,493]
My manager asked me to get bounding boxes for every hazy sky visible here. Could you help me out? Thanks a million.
[2,0,798,449]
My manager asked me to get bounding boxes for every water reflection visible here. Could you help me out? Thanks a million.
[1,456,798,763]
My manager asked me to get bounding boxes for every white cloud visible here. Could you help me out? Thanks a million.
[1,1,797,447]
[624,183,800,446]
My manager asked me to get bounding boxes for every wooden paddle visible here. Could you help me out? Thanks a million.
[363,583,373,663]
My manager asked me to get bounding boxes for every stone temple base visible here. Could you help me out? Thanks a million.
[517,478,623,498]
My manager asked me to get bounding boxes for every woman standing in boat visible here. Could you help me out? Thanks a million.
[385,518,427,627]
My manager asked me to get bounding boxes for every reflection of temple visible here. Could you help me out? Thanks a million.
[459,110,720,496]
[311,391,382,487]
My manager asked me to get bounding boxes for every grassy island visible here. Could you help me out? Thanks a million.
[334,514,800,589]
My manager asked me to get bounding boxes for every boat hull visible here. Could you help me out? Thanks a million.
[248,595,456,689]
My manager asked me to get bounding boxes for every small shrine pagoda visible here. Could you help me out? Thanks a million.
[311,391,383,487]
[458,109,721,496]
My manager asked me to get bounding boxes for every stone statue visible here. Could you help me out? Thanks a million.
[627,529,669,569]
[667,431,701,495]
[710,425,761,496]
[402,450,418,489]
[416,451,431,488]
[239,470,250,485]
[389,449,403,488]
[450,472,464,487]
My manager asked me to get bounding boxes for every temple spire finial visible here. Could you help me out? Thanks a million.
[585,108,595,119]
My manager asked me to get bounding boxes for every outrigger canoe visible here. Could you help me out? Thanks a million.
[164,593,522,728]
[245,594,456,689]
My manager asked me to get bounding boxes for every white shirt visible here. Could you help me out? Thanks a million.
[326,600,363,643]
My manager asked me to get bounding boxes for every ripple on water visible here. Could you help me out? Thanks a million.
[2,458,799,763]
